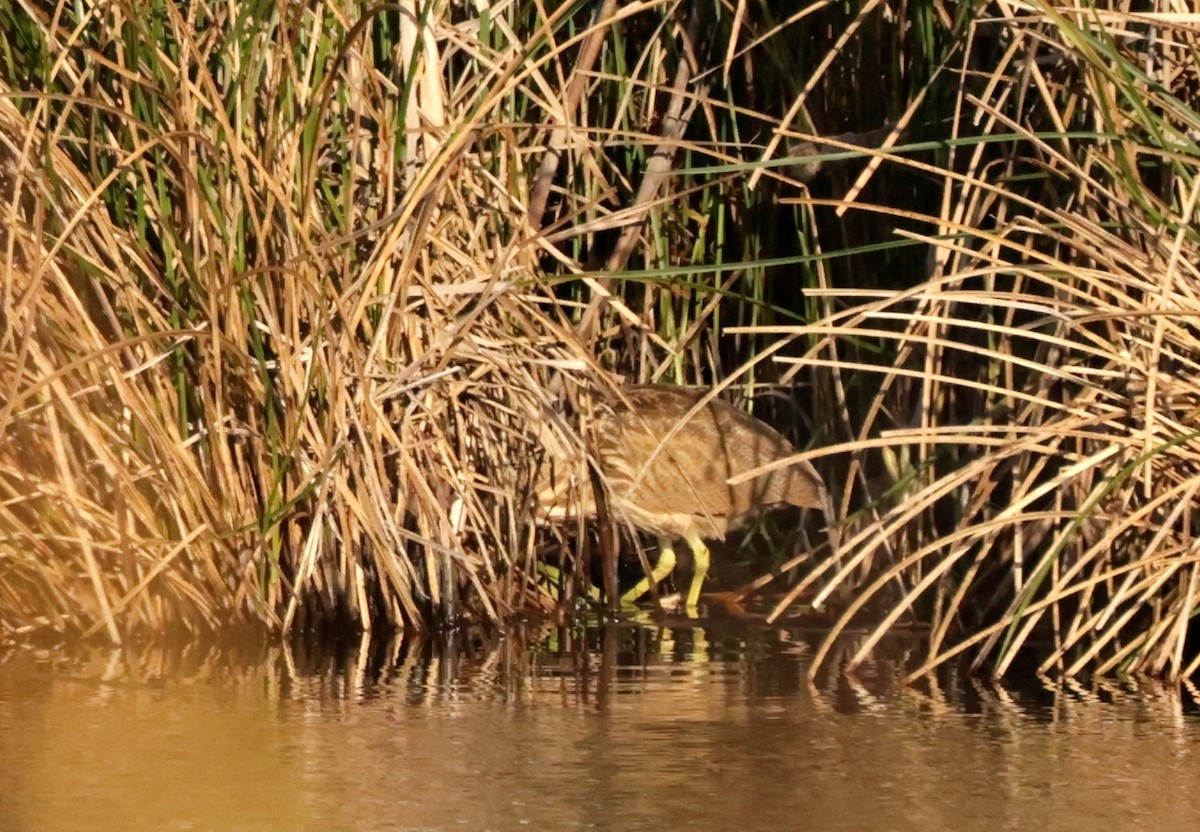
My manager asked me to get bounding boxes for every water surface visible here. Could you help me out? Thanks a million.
[1,621,1197,831]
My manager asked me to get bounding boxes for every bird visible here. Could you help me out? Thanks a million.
[537,384,827,609]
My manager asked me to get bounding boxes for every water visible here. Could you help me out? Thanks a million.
[1,620,1198,832]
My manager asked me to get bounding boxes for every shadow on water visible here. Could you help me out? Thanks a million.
[3,618,1200,831]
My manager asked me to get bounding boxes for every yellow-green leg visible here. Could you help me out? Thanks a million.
[537,562,602,602]
[620,538,677,605]
[684,532,710,609]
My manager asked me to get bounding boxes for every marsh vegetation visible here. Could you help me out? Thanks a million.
[3,0,1200,680]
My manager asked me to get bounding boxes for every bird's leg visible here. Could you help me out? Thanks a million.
[620,538,677,605]
[536,562,603,603]
[684,532,710,610]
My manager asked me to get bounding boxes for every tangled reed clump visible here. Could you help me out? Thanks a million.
[0,53,594,641]
[782,6,1200,680]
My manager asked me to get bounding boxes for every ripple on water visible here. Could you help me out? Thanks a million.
[1,621,1199,832]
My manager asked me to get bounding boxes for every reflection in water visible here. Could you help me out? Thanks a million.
[1,620,1199,831]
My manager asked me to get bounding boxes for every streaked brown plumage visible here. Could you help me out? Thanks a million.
[539,385,826,608]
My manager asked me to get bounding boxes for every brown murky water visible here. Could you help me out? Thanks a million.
[1,620,1198,832]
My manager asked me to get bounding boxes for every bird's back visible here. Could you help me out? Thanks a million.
[596,386,825,539]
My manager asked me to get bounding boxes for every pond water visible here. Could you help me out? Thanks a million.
[1,619,1198,832]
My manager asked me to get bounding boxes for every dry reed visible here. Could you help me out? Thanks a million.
[4,0,1200,682]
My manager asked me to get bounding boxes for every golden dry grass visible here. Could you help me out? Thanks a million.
[4,0,1200,681]
[768,4,1200,680]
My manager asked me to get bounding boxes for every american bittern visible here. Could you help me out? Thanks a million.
[538,385,827,608]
